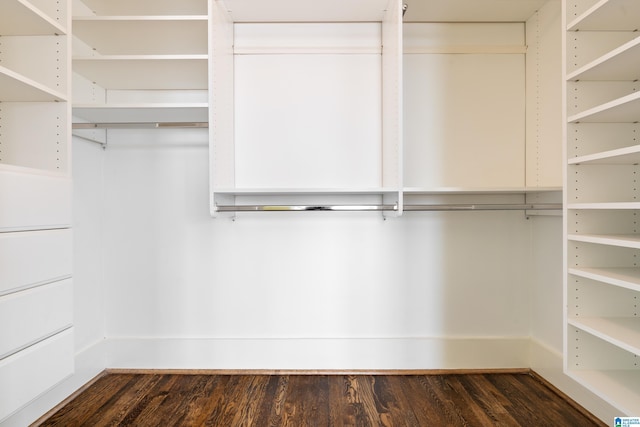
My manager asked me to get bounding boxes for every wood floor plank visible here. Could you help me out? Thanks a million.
[37,372,607,427]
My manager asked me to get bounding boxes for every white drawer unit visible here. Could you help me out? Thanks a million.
[0,229,72,295]
[0,279,73,360]
[0,171,72,232]
[0,329,74,422]
[0,0,74,422]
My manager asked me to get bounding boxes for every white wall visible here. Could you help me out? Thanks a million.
[99,128,534,369]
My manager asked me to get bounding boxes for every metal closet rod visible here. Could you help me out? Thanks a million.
[216,203,562,212]
[72,122,208,129]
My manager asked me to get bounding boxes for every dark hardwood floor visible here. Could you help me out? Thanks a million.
[38,372,605,426]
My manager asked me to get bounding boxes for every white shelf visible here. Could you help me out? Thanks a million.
[568,145,640,165]
[567,233,640,249]
[569,317,640,357]
[569,267,640,293]
[72,17,208,55]
[213,188,400,196]
[568,202,640,210]
[568,91,640,123]
[567,0,640,31]
[568,370,640,416]
[78,0,207,16]
[403,187,561,195]
[567,35,640,81]
[73,56,207,90]
[73,103,208,124]
[222,0,389,22]
[0,0,66,35]
[0,65,66,102]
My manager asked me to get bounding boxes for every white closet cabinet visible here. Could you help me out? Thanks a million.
[71,0,209,132]
[0,0,73,422]
[564,0,640,416]
[210,0,403,215]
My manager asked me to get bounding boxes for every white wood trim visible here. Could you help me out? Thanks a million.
[104,337,530,370]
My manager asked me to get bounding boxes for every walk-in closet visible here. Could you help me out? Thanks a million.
[0,0,637,424]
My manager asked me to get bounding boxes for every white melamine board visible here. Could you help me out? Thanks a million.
[0,229,72,295]
[404,187,561,195]
[222,0,389,22]
[214,188,398,196]
[234,54,381,189]
[0,171,71,231]
[568,241,640,269]
[568,233,640,249]
[210,0,235,193]
[403,23,524,53]
[566,81,637,119]
[568,91,640,123]
[0,102,69,172]
[526,3,562,188]
[0,279,73,359]
[0,35,69,96]
[569,202,640,210]
[381,0,402,192]
[73,56,207,90]
[569,164,637,204]
[568,123,640,159]
[566,31,636,76]
[0,329,73,422]
[78,0,207,15]
[569,370,640,417]
[567,36,640,81]
[570,267,640,292]
[234,23,381,54]
[404,53,525,188]
[569,209,640,235]
[0,0,66,35]
[404,0,547,22]
[0,66,66,102]
[73,104,208,124]
[567,326,639,369]
[106,89,208,103]
[568,0,640,31]
[569,145,640,165]
[569,317,640,355]
[73,17,208,55]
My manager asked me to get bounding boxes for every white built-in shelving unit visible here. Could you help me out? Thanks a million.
[564,0,640,416]
[209,0,562,215]
[0,0,73,423]
[71,0,209,129]
[209,0,404,215]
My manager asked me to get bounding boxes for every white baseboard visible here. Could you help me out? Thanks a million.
[105,336,530,370]
[529,338,618,423]
[0,339,107,427]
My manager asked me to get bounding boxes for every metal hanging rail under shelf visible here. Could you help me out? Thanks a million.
[72,122,209,129]
[215,203,562,213]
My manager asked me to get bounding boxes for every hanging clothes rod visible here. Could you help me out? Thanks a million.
[215,203,562,213]
[72,122,208,129]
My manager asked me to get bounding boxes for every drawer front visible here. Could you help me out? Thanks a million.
[0,329,74,422]
[0,170,71,231]
[0,229,72,295]
[0,279,73,359]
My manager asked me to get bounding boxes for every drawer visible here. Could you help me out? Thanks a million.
[0,229,72,295]
[0,328,74,422]
[0,279,73,359]
[0,170,71,231]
